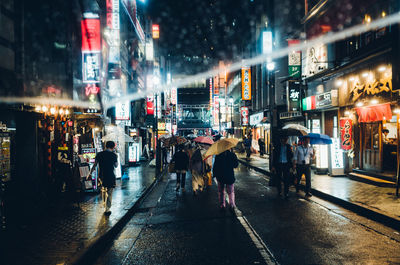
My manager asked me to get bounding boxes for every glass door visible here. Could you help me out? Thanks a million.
[362,122,382,171]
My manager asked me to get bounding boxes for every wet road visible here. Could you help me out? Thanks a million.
[95,165,400,265]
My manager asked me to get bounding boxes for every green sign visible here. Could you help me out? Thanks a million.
[289,65,301,79]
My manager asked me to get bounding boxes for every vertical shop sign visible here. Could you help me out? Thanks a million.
[83,53,101,83]
[241,107,249,125]
[340,118,352,150]
[287,81,301,111]
[147,95,154,115]
[115,101,130,120]
[288,39,301,78]
[81,16,101,52]
[152,24,160,39]
[241,67,251,100]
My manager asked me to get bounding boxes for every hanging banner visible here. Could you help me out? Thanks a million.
[241,67,251,100]
[241,107,249,126]
[340,118,352,150]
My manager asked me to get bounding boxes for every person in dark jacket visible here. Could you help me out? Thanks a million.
[213,150,239,210]
[172,145,189,192]
[87,141,118,215]
[271,135,294,198]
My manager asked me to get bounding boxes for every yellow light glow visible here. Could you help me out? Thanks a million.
[378,66,386,72]
[356,102,363,107]
[349,77,355,81]
[50,107,56,114]
[65,109,70,115]
[42,106,48,112]
[371,99,378,105]
[382,11,386,17]
[35,106,41,112]
[344,111,350,116]
[59,109,64,115]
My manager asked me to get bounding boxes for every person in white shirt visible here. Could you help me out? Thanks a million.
[293,137,315,197]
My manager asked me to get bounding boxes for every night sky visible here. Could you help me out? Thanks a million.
[148,0,270,74]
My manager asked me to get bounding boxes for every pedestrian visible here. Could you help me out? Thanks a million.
[162,143,168,165]
[293,137,315,197]
[87,141,118,215]
[190,147,205,195]
[213,149,239,210]
[171,144,189,192]
[271,135,294,198]
[243,136,252,160]
[258,138,265,157]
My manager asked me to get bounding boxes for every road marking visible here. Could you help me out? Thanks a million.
[234,208,279,265]
[213,178,278,264]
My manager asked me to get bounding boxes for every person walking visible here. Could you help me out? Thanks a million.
[87,141,118,215]
[271,135,293,198]
[258,138,265,157]
[293,137,315,197]
[243,136,252,160]
[190,147,205,195]
[213,149,239,210]
[171,145,189,192]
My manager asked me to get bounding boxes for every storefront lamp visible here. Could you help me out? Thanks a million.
[65,109,70,115]
[50,107,56,115]
[356,102,363,107]
[378,66,386,72]
[335,80,343,87]
[394,109,400,114]
[35,106,41,112]
[344,110,350,116]
[59,109,64,115]
[42,106,48,112]
[371,99,378,105]
[362,72,369,77]
[382,11,386,17]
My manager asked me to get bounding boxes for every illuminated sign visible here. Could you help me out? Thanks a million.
[81,16,100,52]
[152,24,159,39]
[85,84,100,96]
[304,44,328,77]
[115,101,130,120]
[287,81,301,112]
[147,95,154,115]
[262,31,272,54]
[331,138,344,169]
[250,112,263,126]
[288,39,301,78]
[241,107,249,126]
[302,91,336,111]
[83,53,101,83]
[340,118,352,150]
[241,67,251,100]
[171,87,177,105]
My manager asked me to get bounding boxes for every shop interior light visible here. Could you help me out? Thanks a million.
[356,102,363,107]
[349,77,355,81]
[362,72,369,77]
[42,106,48,112]
[394,109,400,114]
[382,11,386,17]
[59,109,64,115]
[378,66,386,72]
[371,99,378,105]
[50,107,56,114]
[35,106,41,112]
[344,110,350,116]
[65,109,70,115]
[335,80,343,87]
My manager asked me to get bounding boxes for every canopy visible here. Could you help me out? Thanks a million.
[356,103,392,123]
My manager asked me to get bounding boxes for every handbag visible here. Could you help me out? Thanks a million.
[168,162,175,173]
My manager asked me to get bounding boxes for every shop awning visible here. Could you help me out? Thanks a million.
[356,103,392,123]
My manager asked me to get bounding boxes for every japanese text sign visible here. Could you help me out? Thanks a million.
[340,118,352,150]
[241,67,251,100]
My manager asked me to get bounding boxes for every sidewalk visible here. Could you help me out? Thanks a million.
[237,154,400,231]
[0,163,158,265]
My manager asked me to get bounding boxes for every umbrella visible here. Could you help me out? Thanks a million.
[301,133,332,145]
[281,124,309,136]
[159,134,172,140]
[194,136,214,145]
[102,132,133,142]
[175,136,187,145]
[204,138,239,158]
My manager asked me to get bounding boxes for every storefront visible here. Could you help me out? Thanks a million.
[302,90,342,175]
[336,63,399,178]
[249,112,270,155]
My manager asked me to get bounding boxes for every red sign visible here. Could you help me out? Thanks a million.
[340,118,352,150]
[81,18,101,51]
[152,24,160,39]
[147,95,154,115]
[85,84,100,96]
[241,107,249,126]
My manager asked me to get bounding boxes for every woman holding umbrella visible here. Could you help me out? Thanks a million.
[171,145,190,192]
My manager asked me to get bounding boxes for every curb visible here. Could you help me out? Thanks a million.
[238,159,400,231]
[67,168,167,265]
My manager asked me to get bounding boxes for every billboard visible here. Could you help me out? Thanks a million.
[81,16,101,52]
[241,67,251,100]
[147,95,154,115]
[82,53,101,83]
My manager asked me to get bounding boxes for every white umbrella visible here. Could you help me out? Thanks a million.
[282,124,309,136]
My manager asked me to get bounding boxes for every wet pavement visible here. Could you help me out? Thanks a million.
[0,164,155,265]
[237,154,400,224]
[95,165,400,265]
